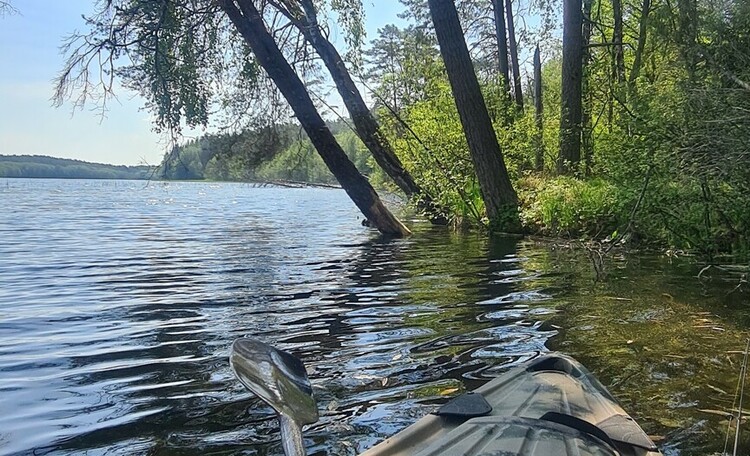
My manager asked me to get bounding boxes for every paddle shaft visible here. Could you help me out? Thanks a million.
[279,414,306,456]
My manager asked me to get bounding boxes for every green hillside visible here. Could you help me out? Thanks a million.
[0,155,153,180]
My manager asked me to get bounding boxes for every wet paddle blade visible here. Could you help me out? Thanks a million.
[230,338,319,426]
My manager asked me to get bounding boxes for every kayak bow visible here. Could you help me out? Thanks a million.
[361,354,661,456]
[230,339,662,456]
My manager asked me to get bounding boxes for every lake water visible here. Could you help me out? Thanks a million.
[1,178,749,455]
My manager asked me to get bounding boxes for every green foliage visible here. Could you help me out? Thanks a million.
[380,79,487,226]
[256,128,372,184]
[256,140,334,184]
[159,123,300,181]
[329,0,366,66]
[164,121,374,186]
[364,23,443,111]
[160,143,203,180]
[518,176,625,237]
[635,176,750,255]
[373,0,750,253]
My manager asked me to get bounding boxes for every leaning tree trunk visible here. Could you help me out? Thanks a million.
[492,0,511,96]
[294,0,447,225]
[427,0,519,225]
[506,0,524,113]
[219,0,410,236]
[558,0,584,175]
[533,44,544,171]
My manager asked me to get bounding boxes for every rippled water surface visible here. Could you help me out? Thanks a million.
[2,178,749,455]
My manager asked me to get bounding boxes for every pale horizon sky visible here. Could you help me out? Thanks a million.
[0,1,406,166]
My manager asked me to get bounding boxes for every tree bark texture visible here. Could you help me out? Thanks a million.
[677,0,698,79]
[492,0,511,96]
[533,44,544,171]
[427,0,519,222]
[293,0,447,225]
[558,0,584,174]
[505,0,524,113]
[219,0,411,236]
[629,0,651,87]
[612,0,625,83]
[582,0,594,175]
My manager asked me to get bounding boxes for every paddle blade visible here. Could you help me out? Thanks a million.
[230,338,319,426]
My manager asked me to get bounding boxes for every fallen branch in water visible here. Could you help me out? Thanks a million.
[244,180,342,189]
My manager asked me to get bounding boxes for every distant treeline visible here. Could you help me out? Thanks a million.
[0,155,153,180]
[158,120,384,186]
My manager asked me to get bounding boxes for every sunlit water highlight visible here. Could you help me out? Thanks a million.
[1,179,748,455]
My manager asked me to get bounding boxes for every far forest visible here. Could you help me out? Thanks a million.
[0,155,152,180]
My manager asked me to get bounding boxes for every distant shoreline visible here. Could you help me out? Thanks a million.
[0,156,350,189]
[1,175,153,180]
[0,154,155,180]
[0,173,343,189]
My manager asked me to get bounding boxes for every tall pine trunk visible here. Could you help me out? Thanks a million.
[612,0,625,84]
[293,0,447,225]
[220,0,410,236]
[629,0,652,89]
[582,0,594,175]
[558,0,584,175]
[506,0,524,113]
[492,0,511,97]
[533,44,544,171]
[427,0,519,226]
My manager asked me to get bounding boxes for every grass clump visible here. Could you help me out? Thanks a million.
[518,175,628,239]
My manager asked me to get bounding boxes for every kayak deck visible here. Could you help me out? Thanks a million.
[360,354,662,456]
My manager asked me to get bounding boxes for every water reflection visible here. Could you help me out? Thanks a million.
[1,179,748,455]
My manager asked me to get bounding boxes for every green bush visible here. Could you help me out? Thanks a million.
[519,176,626,237]
[381,80,487,226]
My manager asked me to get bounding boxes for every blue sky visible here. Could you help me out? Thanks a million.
[0,1,405,165]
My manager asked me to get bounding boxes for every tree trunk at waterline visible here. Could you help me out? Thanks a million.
[558,0,584,175]
[220,0,410,236]
[427,0,519,227]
